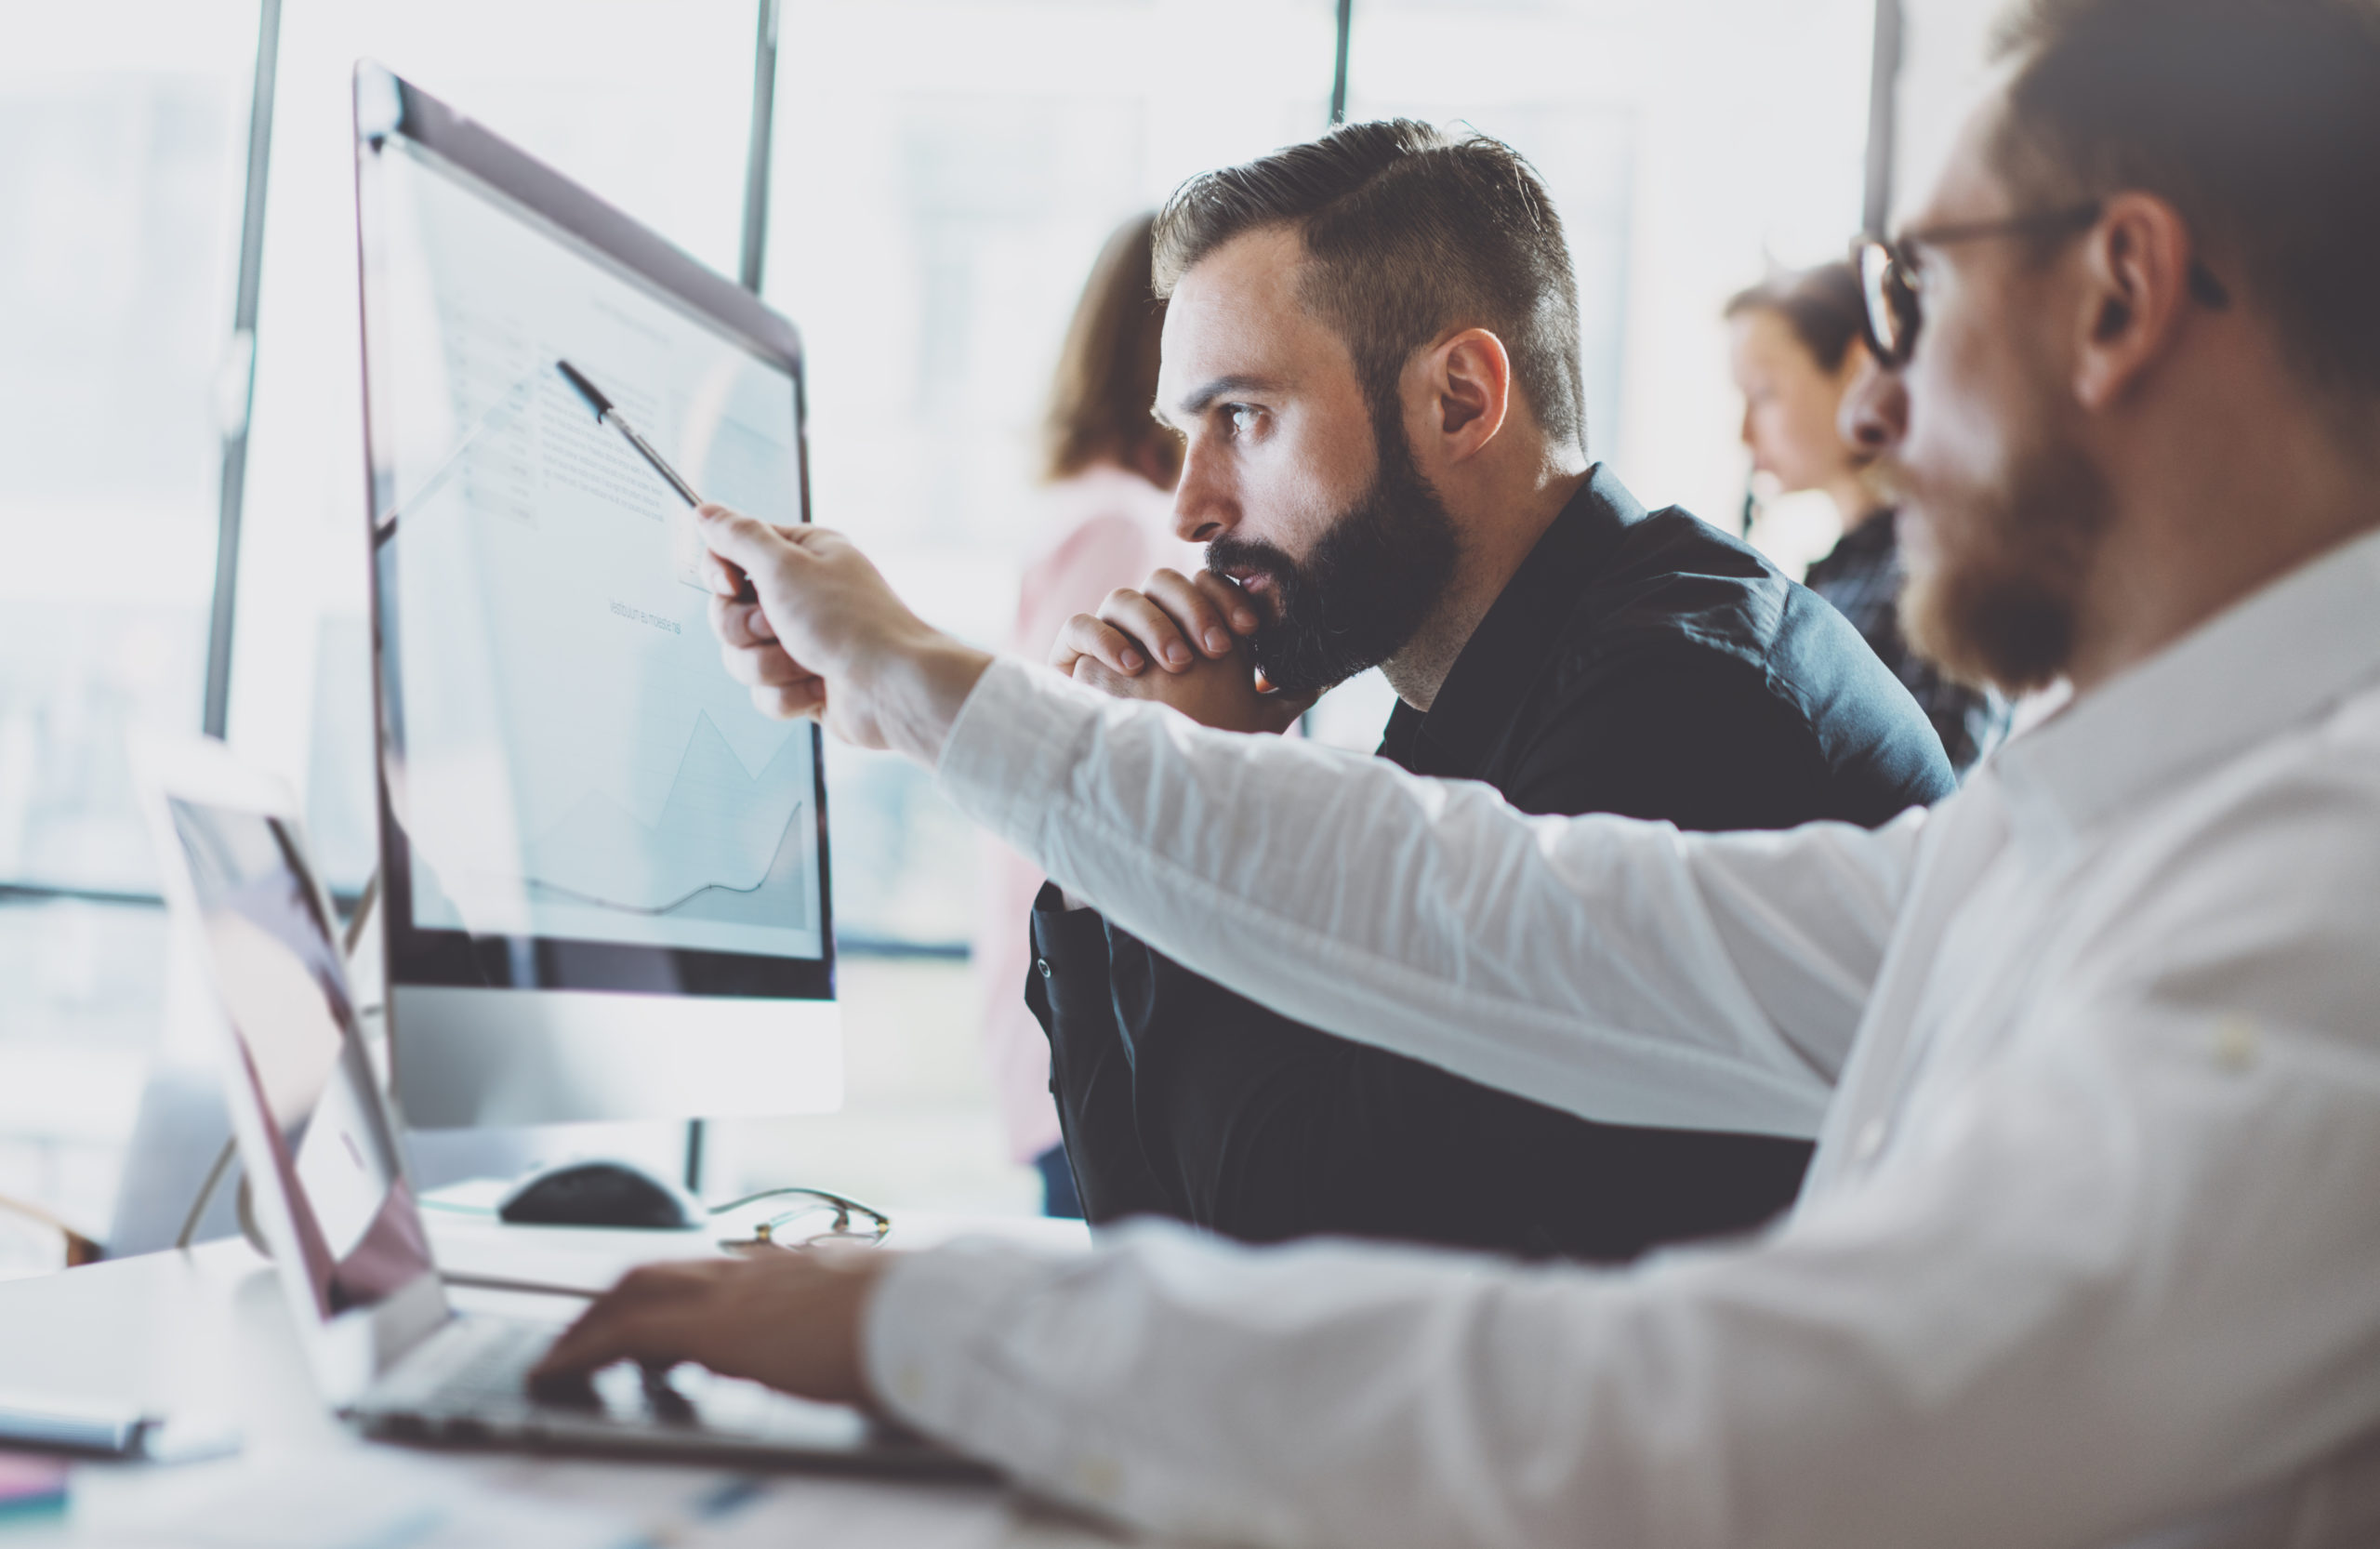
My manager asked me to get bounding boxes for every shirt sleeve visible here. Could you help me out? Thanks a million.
[866,752,2380,1547]
[938,657,1923,1138]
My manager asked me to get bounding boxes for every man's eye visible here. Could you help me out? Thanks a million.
[1226,404,1260,437]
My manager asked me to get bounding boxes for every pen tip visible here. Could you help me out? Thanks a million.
[554,359,609,417]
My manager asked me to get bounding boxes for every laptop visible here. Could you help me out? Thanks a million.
[134,735,987,1480]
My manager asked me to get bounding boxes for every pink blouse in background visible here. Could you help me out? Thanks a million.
[972,465,1197,1164]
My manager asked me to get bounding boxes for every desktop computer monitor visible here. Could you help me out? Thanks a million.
[351,62,840,1130]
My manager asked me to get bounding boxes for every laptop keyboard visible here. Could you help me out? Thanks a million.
[360,1314,882,1454]
[368,1317,569,1423]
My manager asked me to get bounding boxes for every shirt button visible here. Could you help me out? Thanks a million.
[1035,958,1053,979]
[1073,1456,1123,1502]
[1852,1118,1887,1161]
[2213,1015,2260,1071]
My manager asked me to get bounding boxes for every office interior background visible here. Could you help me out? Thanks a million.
[0,0,2004,1272]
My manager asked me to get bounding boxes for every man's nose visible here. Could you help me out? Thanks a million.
[1172,443,1235,544]
[1838,353,1908,457]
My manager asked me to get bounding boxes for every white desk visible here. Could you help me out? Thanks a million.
[0,1216,1139,1547]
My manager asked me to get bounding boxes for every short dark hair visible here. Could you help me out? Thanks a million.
[1724,261,1869,374]
[1991,0,2380,401]
[1043,213,1180,486]
[1153,120,1587,453]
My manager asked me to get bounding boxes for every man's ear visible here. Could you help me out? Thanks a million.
[2071,192,2201,412]
[1417,326,1512,461]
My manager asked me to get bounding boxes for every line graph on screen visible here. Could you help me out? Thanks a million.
[514,712,813,932]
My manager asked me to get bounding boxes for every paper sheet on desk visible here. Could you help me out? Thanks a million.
[431,1461,1042,1549]
[71,1447,1116,1549]
[71,1450,637,1548]
[664,1475,1132,1549]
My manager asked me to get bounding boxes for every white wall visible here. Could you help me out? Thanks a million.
[1890,0,2007,223]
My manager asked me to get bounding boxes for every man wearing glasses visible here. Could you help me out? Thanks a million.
[540,0,2380,1542]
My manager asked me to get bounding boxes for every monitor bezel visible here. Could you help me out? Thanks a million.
[352,60,834,1006]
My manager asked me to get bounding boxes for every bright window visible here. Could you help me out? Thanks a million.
[0,1,259,1253]
[2,1,1890,1245]
[226,0,759,891]
[761,0,1338,942]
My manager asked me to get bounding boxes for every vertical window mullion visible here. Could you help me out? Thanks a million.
[1329,0,1353,126]
[739,0,782,295]
[1861,0,1903,236]
[200,0,282,739]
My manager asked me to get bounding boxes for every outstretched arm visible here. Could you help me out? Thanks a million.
[940,656,1913,1133]
[697,506,1917,1132]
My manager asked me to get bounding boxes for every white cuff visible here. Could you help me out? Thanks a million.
[863,1238,1128,1503]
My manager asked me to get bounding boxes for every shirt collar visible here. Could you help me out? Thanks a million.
[1381,464,1646,777]
[1993,524,2380,848]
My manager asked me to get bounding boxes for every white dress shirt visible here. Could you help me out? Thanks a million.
[866,527,2380,1549]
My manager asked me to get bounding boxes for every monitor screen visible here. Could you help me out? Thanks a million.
[360,108,830,1000]
[166,798,432,1321]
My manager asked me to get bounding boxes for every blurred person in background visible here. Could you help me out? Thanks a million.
[1729,261,2007,771]
[972,214,1197,1217]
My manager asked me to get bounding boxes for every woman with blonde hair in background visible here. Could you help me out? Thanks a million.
[1727,261,2005,771]
[972,214,1196,1216]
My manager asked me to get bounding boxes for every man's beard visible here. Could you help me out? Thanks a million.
[1204,416,1461,697]
[1895,425,2112,696]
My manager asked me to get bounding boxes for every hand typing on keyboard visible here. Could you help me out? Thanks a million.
[528,1248,893,1410]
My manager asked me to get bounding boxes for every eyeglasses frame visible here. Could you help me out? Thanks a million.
[708,1185,892,1251]
[1854,199,2229,369]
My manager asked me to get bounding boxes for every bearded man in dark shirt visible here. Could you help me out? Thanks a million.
[1033,121,1952,1262]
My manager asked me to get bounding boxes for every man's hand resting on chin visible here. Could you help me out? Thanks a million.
[1051,567,1315,735]
[694,503,989,761]
[528,1248,895,1409]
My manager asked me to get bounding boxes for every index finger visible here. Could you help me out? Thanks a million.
[694,502,805,576]
[1193,567,1262,635]
[1143,568,1245,658]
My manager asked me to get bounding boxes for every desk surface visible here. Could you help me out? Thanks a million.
[0,1215,1131,1547]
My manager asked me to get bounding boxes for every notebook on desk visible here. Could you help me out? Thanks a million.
[132,732,988,1481]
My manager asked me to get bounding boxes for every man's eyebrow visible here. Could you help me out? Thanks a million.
[1157,374,1275,428]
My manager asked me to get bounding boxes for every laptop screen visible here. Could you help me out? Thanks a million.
[166,798,432,1322]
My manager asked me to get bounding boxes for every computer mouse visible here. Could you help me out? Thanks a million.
[496,1159,703,1230]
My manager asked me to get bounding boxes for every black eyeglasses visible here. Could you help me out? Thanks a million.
[1854,200,2230,368]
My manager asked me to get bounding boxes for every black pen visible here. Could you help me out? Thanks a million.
[556,358,754,601]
